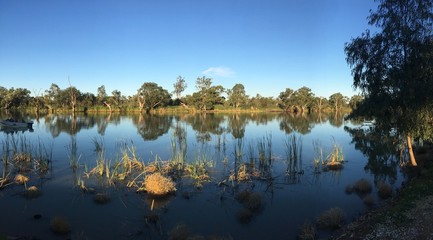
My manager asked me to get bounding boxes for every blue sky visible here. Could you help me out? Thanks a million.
[0,0,377,99]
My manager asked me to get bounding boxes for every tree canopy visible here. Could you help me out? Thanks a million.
[345,0,433,166]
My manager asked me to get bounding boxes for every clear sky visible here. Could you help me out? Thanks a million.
[0,0,377,99]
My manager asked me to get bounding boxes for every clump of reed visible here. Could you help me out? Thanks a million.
[139,172,176,196]
[184,153,212,188]
[284,134,303,176]
[298,221,316,240]
[312,139,324,173]
[50,216,71,234]
[325,139,344,170]
[14,174,29,185]
[316,207,345,229]
[377,182,393,199]
[257,133,273,168]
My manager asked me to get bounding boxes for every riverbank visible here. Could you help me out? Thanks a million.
[330,145,433,240]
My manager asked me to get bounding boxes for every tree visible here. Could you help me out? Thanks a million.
[188,76,224,111]
[278,88,295,112]
[292,86,314,113]
[173,76,187,99]
[227,83,248,110]
[349,95,364,111]
[345,0,433,166]
[97,85,107,105]
[0,87,31,110]
[329,92,345,112]
[137,82,171,112]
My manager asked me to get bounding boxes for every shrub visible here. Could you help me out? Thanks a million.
[141,172,176,196]
[377,182,393,199]
[362,194,375,206]
[316,207,345,229]
[354,178,372,194]
[298,221,316,240]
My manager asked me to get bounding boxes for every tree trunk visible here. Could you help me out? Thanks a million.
[103,101,112,113]
[407,132,417,166]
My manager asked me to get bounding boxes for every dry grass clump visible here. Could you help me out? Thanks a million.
[316,207,345,229]
[353,178,372,194]
[363,194,375,206]
[50,216,71,234]
[14,174,29,185]
[325,161,343,170]
[140,172,176,196]
[94,193,111,204]
[377,182,393,199]
[22,186,41,199]
[298,221,316,240]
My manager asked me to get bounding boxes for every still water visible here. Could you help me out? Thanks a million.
[0,112,405,239]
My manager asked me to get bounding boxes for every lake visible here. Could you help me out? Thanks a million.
[0,112,406,239]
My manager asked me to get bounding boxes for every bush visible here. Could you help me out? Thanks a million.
[316,207,345,229]
[377,182,393,199]
[141,172,176,196]
[354,178,372,194]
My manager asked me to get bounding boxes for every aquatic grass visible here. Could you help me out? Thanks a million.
[256,133,273,168]
[284,134,303,175]
[325,138,344,170]
[312,139,324,173]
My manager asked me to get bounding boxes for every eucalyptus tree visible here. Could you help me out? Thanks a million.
[278,88,295,112]
[292,86,314,113]
[328,92,346,112]
[136,82,171,113]
[0,87,31,110]
[226,83,248,110]
[345,0,433,166]
[188,76,224,111]
[173,75,187,100]
[97,85,107,105]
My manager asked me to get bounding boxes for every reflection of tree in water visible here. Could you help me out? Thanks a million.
[328,112,345,128]
[227,114,249,139]
[183,113,225,143]
[344,125,399,184]
[248,113,277,126]
[134,114,173,141]
[278,113,315,135]
[44,114,95,137]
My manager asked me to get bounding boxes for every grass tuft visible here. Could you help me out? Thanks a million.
[140,172,176,196]
[316,207,345,229]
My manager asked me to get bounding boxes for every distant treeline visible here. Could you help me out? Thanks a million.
[0,76,362,113]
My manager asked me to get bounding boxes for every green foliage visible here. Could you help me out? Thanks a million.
[226,83,248,110]
[136,82,171,112]
[345,0,433,145]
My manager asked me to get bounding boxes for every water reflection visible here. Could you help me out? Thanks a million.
[344,125,400,184]
[132,113,173,140]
